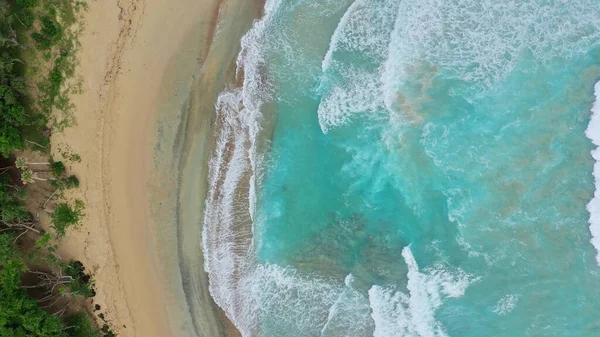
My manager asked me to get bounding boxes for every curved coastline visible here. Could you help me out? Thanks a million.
[51,0,600,336]
[149,0,266,336]
[97,0,242,335]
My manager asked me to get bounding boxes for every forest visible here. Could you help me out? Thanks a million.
[0,0,114,336]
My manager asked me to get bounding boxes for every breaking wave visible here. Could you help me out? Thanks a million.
[369,247,477,337]
[201,0,600,336]
[586,81,600,265]
[318,0,600,133]
[202,0,282,334]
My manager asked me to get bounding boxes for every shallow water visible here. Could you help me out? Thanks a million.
[203,1,600,336]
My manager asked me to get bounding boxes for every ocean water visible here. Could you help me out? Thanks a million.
[202,1,600,336]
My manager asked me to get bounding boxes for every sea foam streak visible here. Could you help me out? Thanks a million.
[319,275,374,337]
[369,247,476,337]
[199,0,600,335]
[586,81,600,265]
[319,0,600,134]
[317,0,399,133]
[202,0,281,335]
[386,0,600,88]
[204,0,482,335]
[242,248,475,337]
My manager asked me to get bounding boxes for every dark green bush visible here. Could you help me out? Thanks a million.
[50,200,84,237]
[65,313,99,337]
[0,125,23,156]
[17,9,35,28]
[49,174,80,190]
[50,69,62,85]
[64,260,95,298]
[41,17,60,38]
[64,175,79,188]
[101,325,117,337]
[51,160,65,176]
[32,16,63,50]
[16,0,37,8]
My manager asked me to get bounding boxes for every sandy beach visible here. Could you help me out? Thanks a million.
[47,0,263,336]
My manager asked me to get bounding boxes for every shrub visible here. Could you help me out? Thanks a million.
[63,260,95,298]
[64,175,79,188]
[16,0,37,8]
[49,174,80,190]
[65,313,99,337]
[49,69,62,85]
[101,325,117,337]
[50,200,84,237]
[50,160,65,177]
[32,16,63,50]
[17,9,35,29]
[0,125,23,156]
[0,176,30,222]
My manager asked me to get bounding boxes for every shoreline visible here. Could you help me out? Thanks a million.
[51,0,264,336]
[164,1,266,336]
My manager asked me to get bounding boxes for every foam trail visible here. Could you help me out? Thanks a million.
[321,0,361,73]
[319,275,374,337]
[493,294,519,316]
[202,0,283,335]
[585,81,600,265]
[317,0,400,133]
[320,0,600,134]
[382,0,600,96]
[242,264,346,337]
[203,88,256,334]
[369,247,476,337]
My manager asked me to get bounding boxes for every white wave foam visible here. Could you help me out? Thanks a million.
[202,0,283,335]
[319,275,374,337]
[240,264,344,336]
[320,0,600,133]
[321,0,355,73]
[385,0,600,88]
[317,0,399,133]
[318,67,385,133]
[369,247,477,337]
[305,0,354,18]
[231,248,476,337]
[585,81,600,266]
[493,294,519,316]
[203,88,256,334]
[321,0,394,73]
[234,266,372,337]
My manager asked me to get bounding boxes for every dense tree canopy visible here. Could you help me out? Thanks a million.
[0,234,68,337]
[0,0,110,336]
[0,52,25,157]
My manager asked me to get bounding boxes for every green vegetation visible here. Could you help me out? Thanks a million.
[63,260,95,298]
[0,174,29,223]
[1,0,85,153]
[50,160,65,176]
[66,313,99,337]
[50,200,84,237]
[0,232,101,337]
[31,15,63,50]
[49,159,79,191]
[0,48,26,157]
[0,0,116,336]
[0,234,67,337]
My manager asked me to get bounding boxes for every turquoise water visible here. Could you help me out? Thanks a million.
[203,1,600,336]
